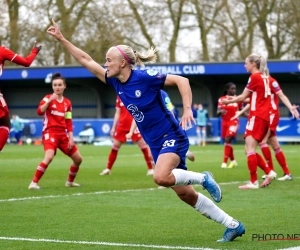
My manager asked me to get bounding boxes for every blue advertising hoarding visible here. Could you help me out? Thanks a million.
[2,61,300,80]
[10,117,300,142]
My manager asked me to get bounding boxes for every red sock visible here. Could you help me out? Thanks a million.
[33,162,48,183]
[140,145,153,170]
[223,143,231,163]
[260,143,274,170]
[0,126,9,151]
[230,145,235,161]
[107,146,119,170]
[68,165,79,182]
[274,148,290,175]
[256,153,271,174]
[247,152,258,183]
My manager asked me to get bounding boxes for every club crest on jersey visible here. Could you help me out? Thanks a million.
[146,69,158,76]
[135,90,142,98]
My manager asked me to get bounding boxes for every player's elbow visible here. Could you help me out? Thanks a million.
[36,108,44,116]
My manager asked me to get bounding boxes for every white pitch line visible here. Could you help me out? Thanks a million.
[0,188,157,203]
[278,247,300,250]
[0,236,221,250]
[0,181,243,203]
[0,177,298,203]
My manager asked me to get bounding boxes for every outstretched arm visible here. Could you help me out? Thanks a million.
[277,91,299,119]
[47,19,106,83]
[4,42,42,67]
[164,74,195,130]
[231,104,250,120]
[221,89,250,105]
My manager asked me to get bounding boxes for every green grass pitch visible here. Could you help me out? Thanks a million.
[0,143,299,250]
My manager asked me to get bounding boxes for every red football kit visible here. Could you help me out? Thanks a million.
[114,96,142,142]
[218,96,243,138]
[244,72,271,142]
[0,46,39,151]
[0,46,39,75]
[269,77,282,136]
[37,95,77,156]
[0,93,9,119]
[0,46,39,118]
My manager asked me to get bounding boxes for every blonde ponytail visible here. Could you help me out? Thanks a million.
[247,53,268,77]
[114,45,157,68]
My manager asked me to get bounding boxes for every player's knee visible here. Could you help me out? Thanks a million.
[153,174,169,186]
[75,155,83,165]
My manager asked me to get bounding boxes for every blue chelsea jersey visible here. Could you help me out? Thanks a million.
[105,69,185,146]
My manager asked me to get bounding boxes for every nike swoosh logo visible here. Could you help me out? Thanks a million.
[276,125,290,132]
[118,92,123,94]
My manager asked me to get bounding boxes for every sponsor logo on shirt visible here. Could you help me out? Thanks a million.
[127,104,144,122]
[51,110,65,117]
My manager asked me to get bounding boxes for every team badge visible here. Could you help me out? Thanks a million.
[146,69,158,76]
[272,81,279,88]
[135,90,141,98]
[165,97,171,104]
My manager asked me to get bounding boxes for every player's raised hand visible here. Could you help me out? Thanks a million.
[33,41,42,52]
[49,93,59,102]
[47,19,64,40]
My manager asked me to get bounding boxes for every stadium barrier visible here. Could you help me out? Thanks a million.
[9,117,300,144]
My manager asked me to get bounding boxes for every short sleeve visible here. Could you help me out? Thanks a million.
[245,75,257,92]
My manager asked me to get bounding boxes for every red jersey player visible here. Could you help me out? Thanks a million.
[233,73,299,181]
[221,54,276,189]
[28,73,82,190]
[0,42,41,152]
[100,96,154,175]
[217,82,243,169]
[241,74,299,180]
